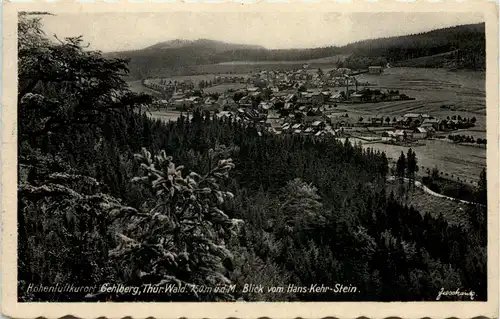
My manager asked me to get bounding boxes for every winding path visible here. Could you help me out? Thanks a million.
[387,176,485,207]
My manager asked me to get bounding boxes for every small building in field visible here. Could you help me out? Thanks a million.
[403,113,422,121]
[395,129,409,141]
[368,66,383,74]
[382,131,396,142]
[413,127,427,139]
[350,93,364,103]
[422,118,440,130]
[330,92,344,103]
[438,119,449,131]
[187,96,202,105]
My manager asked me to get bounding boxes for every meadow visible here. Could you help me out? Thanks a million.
[342,67,486,183]
[127,80,164,97]
[367,139,485,184]
[347,67,486,132]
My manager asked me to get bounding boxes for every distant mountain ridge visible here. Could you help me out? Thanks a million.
[144,39,265,52]
[109,23,485,79]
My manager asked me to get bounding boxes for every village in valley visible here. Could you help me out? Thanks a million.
[142,65,483,148]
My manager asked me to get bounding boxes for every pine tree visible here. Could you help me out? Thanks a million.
[104,148,242,301]
[476,168,487,205]
[396,151,406,180]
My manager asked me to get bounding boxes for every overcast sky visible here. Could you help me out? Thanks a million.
[40,12,484,52]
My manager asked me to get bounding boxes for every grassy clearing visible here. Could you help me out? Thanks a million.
[346,68,486,131]
[365,139,485,183]
[386,180,470,227]
[148,110,183,122]
[127,80,164,97]
[439,129,486,139]
[394,51,458,68]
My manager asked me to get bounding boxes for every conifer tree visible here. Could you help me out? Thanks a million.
[104,148,242,301]
[396,151,406,180]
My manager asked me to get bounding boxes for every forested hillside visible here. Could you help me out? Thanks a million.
[110,23,485,78]
[340,23,485,70]
[19,13,487,302]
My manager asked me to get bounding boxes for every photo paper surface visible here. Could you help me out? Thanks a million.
[1,1,498,318]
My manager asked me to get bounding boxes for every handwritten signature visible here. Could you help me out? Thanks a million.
[436,287,475,300]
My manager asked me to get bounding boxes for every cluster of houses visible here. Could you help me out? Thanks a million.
[242,68,374,91]
[144,66,476,141]
[212,109,343,137]
[145,66,381,101]
[143,78,196,95]
[380,113,477,143]
[144,76,252,96]
[148,83,359,137]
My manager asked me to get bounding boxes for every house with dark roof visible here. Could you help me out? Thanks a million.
[368,66,383,74]
[413,127,427,139]
[311,120,326,131]
[422,118,440,130]
[311,92,325,105]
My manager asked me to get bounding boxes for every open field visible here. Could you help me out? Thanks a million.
[148,110,184,122]
[394,50,458,68]
[127,80,164,97]
[339,68,486,183]
[436,128,488,139]
[341,67,486,133]
[368,139,485,183]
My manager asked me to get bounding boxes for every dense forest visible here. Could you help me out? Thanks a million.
[110,23,486,78]
[19,13,487,302]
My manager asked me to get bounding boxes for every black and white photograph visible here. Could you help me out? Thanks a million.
[2,2,499,317]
